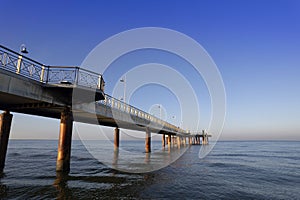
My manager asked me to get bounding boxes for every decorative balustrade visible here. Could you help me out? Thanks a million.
[98,94,187,134]
[0,45,104,90]
[0,45,188,135]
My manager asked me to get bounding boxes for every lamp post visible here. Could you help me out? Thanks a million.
[158,104,161,119]
[20,44,28,54]
[120,75,126,103]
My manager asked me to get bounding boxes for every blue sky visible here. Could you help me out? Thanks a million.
[1,0,299,140]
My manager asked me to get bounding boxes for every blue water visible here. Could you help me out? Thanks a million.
[0,140,299,199]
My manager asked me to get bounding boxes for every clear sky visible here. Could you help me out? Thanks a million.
[1,0,299,140]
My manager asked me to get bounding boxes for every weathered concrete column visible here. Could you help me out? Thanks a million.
[203,136,208,145]
[56,108,73,172]
[145,128,151,153]
[177,137,181,148]
[114,127,120,151]
[0,111,13,172]
[162,134,165,147]
[168,134,171,146]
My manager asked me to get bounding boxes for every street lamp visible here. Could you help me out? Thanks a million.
[120,75,126,103]
[158,104,161,119]
[20,44,28,54]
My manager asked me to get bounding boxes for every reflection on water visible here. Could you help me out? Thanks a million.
[83,140,189,173]
[0,173,7,198]
[53,172,74,199]
[1,140,299,199]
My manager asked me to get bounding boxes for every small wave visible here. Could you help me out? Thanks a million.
[212,153,250,157]
[72,156,93,161]
[9,152,21,157]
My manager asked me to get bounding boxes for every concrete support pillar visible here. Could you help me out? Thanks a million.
[203,136,208,145]
[177,137,181,148]
[114,127,120,151]
[145,128,151,153]
[162,134,165,147]
[0,111,13,172]
[168,134,171,147]
[56,108,73,172]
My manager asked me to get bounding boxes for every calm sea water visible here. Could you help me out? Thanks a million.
[0,140,299,199]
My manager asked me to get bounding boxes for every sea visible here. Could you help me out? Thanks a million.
[0,140,299,199]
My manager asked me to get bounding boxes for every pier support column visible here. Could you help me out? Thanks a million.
[56,108,73,172]
[0,111,13,172]
[162,134,165,147]
[177,137,181,148]
[114,127,120,151]
[145,128,151,153]
[168,134,171,147]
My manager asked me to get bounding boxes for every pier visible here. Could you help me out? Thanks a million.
[0,45,210,173]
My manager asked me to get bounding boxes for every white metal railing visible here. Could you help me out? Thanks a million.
[0,45,189,135]
[98,94,188,134]
[0,45,104,91]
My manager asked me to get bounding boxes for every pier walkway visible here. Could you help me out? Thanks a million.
[0,45,210,173]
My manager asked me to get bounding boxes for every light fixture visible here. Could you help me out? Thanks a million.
[20,44,28,54]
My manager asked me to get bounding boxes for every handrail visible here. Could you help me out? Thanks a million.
[0,45,104,90]
[98,94,188,134]
[0,45,189,135]
[0,45,44,66]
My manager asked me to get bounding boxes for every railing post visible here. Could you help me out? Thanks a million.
[75,67,79,86]
[16,55,22,74]
[45,66,50,84]
[2,53,7,66]
[40,65,45,82]
[97,75,101,89]
[111,98,114,108]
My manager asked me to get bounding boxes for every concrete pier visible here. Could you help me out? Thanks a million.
[0,111,13,172]
[56,108,73,172]
[177,137,181,148]
[145,128,151,153]
[168,134,172,147]
[162,134,165,147]
[114,127,120,151]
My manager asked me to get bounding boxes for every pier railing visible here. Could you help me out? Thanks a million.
[98,94,188,134]
[0,45,104,90]
[0,45,188,135]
